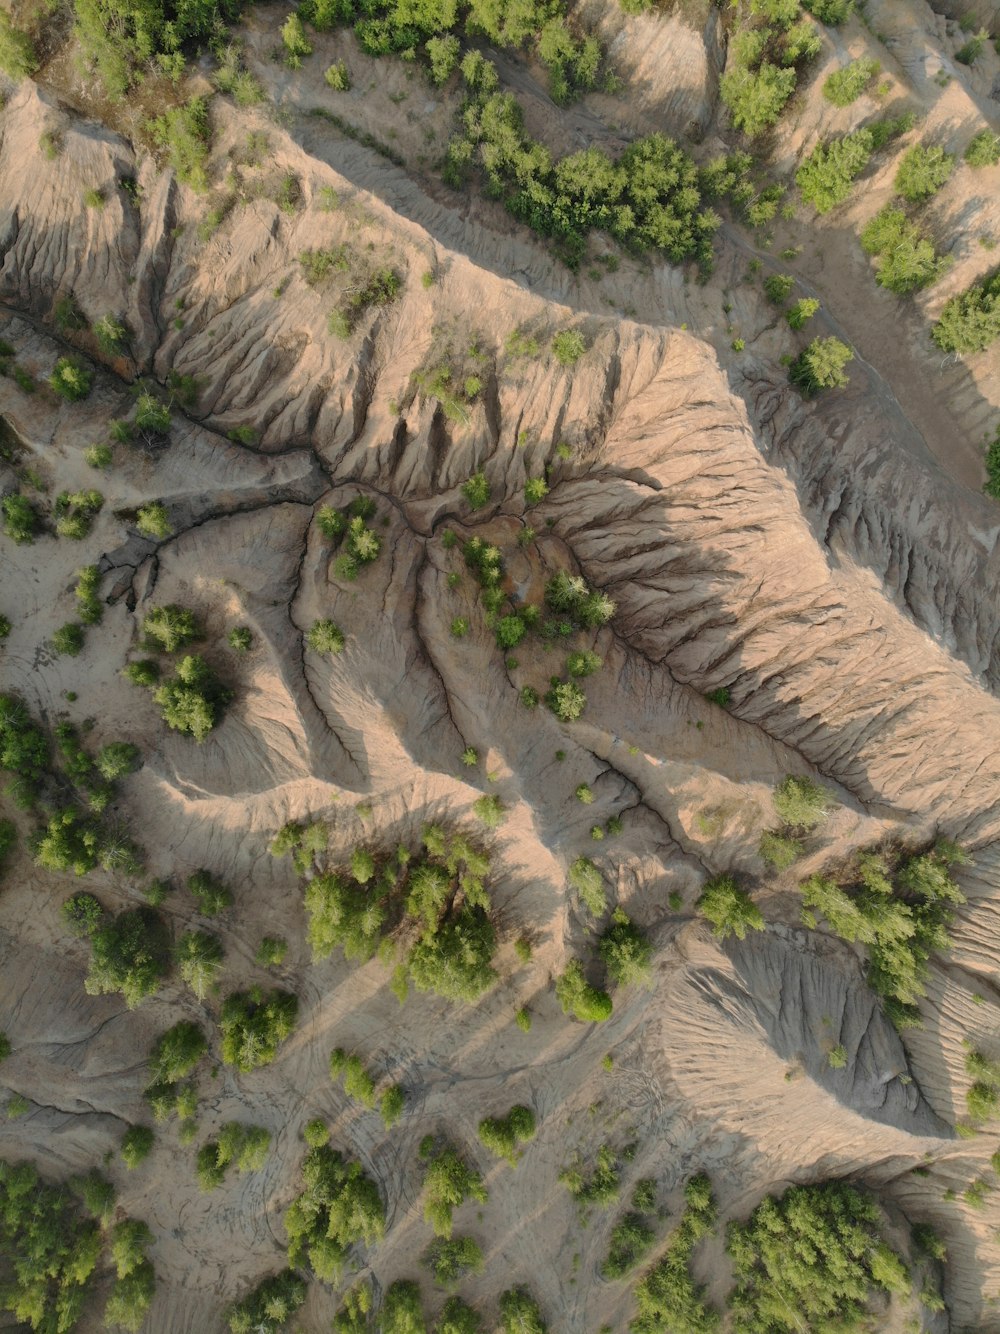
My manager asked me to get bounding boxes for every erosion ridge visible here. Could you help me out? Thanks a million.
[0,1,999,1331]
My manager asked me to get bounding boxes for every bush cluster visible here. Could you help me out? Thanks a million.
[284,1143,385,1281]
[445,53,718,269]
[720,9,820,139]
[696,875,765,940]
[801,840,967,1027]
[860,206,947,295]
[631,1174,719,1333]
[316,493,384,581]
[298,824,498,1003]
[932,266,1000,355]
[83,906,170,1008]
[227,1270,307,1334]
[555,957,612,1021]
[726,1181,909,1331]
[477,1105,536,1164]
[219,988,298,1072]
[419,1137,488,1237]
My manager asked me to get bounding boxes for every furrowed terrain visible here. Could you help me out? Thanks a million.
[0,0,999,1330]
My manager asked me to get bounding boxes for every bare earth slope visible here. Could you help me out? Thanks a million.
[1,4,1000,1329]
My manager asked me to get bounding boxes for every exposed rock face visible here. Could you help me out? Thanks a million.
[0,19,999,1327]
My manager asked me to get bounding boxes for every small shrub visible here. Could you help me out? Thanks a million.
[759,830,803,869]
[330,1047,376,1108]
[569,856,606,915]
[281,13,313,67]
[228,626,252,652]
[52,623,85,656]
[478,1105,537,1164]
[823,57,880,106]
[324,60,351,90]
[697,874,765,939]
[2,493,38,544]
[773,774,832,828]
[764,273,794,305]
[599,909,652,987]
[188,870,233,916]
[556,958,613,1022]
[93,315,126,355]
[149,98,211,191]
[965,130,1000,168]
[123,659,160,687]
[515,1006,531,1031]
[895,144,954,202]
[49,357,93,402]
[552,330,587,366]
[306,619,345,654]
[462,473,491,510]
[256,936,287,966]
[381,1084,405,1129]
[84,442,114,469]
[473,793,505,828]
[828,1044,847,1068]
[790,337,853,394]
[136,502,171,539]
[62,892,104,937]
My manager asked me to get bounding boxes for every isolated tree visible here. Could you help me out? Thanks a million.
[790,336,853,394]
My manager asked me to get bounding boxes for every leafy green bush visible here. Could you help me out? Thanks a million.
[552,330,587,366]
[599,908,652,987]
[931,267,1000,354]
[75,565,104,625]
[424,1235,484,1286]
[381,1084,405,1129]
[330,1047,376,1108]
[801,840,966,1026]
[324,59,351,89]
[420,1139,489,1238]
[227,1270,308,1333]
[149,97,211,191]
[188,869,233,915]
[797,130,873,212]
[123,659,160,687]
[134,391,172,436]
[226,1268,307,1333]
[546,678,587,721]
[721,57,797,138]
[49,357,93,402]
[85,441,114,469]
[154,654,231,741]
[478,1105,536,1164]
[965,130,1000,168]
[631,1174,718,1332]
[759,830,802,870]
[726,1181,908,1330]
[307,619,345,654]
[823,57,879,105]
[284,1143,384,1281]
[462,473,491,509]
[1,492,39,546]
[256,935,287,966]
[790,336,853,394]
[143,605,200,653]
[54,488,103,540]
[860,206,946,295]
[499,1289,547,1334]
[772,774,832,828]
[176,930,224,999]
[0,1159,103,1329]
[121,1124,155,1169]
[894,144,954,202]
[136,501,171,539]
[228,626,252,652]
[556,958,613,1021]
[0,12,38,78]
[696,875,764,939]
[603,1212,655,1279]
[85,907,170,1008]
[220,988,298,1072]
[150,1020,207,1083]
[569,855,606,915]
[62,891,104,936]
[52,622,85,656]
[0,693,48,805]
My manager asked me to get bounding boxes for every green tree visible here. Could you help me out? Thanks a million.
[1,493,38,545]
[283,1144,384,1281]
[420,1140,488,1238]
[556,958,613,1021]
[149,97,211,191]
[696,875,764,939]
[598,909,652,987]
[143,605,200,652]
[136,501,171,539]
[823,57,880,106]
[227,1270,307,1333]
[85,907,170,1008]
[931,267,1000,355]
[552,330,587,366]
[150,1020,207,1083]
[306,619,345,654]
[219,989,298,1072]
[965,130,1000,168]
[0,12,38,78]
[772,774,831,827]
[49,357,93,402]
[478,1105,536,1164]
[796,130,873,212]
[790,336,853,394]
[499,1289,547,1334]
[154,655,231,741]
[721,61,797,138]
[121,1124,155,1169]
[894,143,954,202]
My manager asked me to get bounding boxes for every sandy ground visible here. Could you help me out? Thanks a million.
[0,0,1000,1329]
